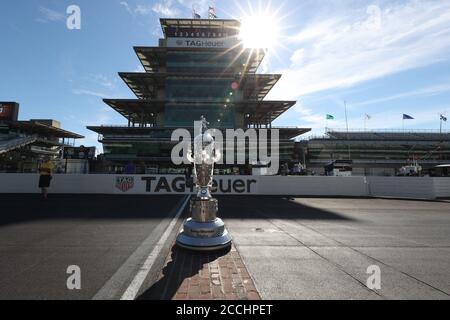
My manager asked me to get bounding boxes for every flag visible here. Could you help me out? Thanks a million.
[326,114,335,120]
[403,114,414,120]
[365,114,371,120]
[208,6,217,19]
[441,114,448,122]
[192,9,201,19]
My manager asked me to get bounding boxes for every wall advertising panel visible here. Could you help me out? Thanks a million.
[0,102,19,121]
[167,37,239,48]
[166,27,239,38]
[63,146,96,160]
[0,174,447,199]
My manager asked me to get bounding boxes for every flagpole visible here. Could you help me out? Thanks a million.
[345,101,349,133]
[344,101,351,160]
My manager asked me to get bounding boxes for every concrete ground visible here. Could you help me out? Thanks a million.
[0,194,185,300]
[216,196,450,300]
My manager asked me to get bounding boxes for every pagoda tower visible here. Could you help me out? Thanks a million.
[88,18,310,173]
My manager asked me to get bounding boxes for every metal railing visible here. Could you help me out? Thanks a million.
[326,128,450,133]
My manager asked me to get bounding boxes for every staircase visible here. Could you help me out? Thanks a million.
[0,136,37,155]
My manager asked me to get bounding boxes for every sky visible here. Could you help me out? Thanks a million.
[1,0,450,152]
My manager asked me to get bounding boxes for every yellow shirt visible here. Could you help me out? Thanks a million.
[39,161,54,176]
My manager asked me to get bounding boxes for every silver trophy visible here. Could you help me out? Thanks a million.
[176,117,232,251]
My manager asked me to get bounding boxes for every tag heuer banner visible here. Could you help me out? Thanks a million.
[167,37,239,48]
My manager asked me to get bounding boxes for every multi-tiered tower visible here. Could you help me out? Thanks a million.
[88,18,310,174]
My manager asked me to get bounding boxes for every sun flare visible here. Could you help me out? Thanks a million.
[239,13,280,49]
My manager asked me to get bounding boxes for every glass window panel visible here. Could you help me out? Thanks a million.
[167,52,248,74]
[165,104,235,128]
[166,78,238,102]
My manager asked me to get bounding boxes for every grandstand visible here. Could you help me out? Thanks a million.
[0,118,84,173]
[298,129,450,176]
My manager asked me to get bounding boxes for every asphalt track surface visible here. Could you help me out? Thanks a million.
[1,194,450,300]
[0,194,185,300]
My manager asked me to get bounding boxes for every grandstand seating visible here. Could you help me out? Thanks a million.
[325,130,450,141]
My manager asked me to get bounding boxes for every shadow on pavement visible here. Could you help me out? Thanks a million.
[0,194,355,228]
[0,194,184,227]
[217,195,356,221]
[137,244,231,300]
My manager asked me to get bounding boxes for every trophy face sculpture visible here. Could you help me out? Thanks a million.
[176,117,232,251]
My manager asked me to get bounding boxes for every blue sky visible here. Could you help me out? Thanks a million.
[1,0,450,151]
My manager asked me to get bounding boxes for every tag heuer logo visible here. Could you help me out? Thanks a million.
[116,176,134,192]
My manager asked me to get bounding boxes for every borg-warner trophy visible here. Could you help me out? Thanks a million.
[176,117,232,251]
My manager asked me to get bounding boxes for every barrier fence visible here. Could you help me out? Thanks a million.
[1,174,449,199]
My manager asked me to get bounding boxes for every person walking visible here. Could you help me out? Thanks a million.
[38,156,54,199]
[124,161,136,174]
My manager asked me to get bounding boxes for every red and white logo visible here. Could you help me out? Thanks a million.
[115,176,134,192]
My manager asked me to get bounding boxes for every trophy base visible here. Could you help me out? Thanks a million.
[176,218,232,251]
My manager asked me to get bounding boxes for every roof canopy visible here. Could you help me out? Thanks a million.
[87,125,309,139]
[103,99,164,124]
[103,99,295,124]
[119,72,280,101]
[8,121,84,139]
[160,18,241,37]
[134,46,265,73]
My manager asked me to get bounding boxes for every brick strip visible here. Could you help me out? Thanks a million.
[143,243,261,300]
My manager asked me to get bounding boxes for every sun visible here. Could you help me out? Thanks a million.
[239,13,280,49]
